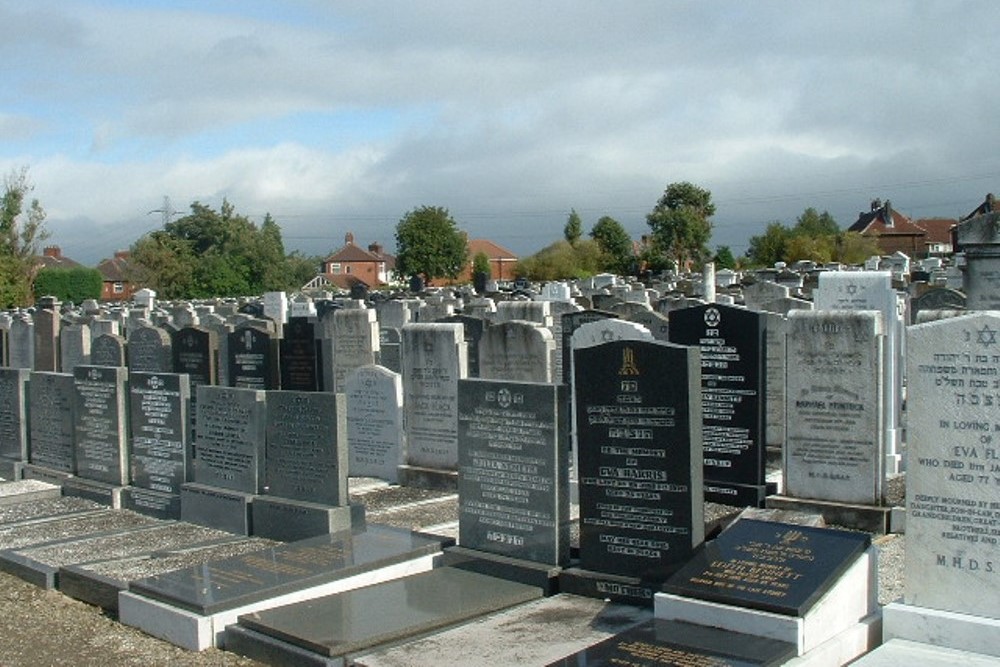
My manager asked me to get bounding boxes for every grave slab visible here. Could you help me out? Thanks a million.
[348,595,651,667]
[120,524,449,650]
[224,567,542,664]
[880,602,1000,659]
[545,618,797,667]
[0,479,61,505]
[61,476,124,508]
[0,495,104,525]
[250,496,360,542]
[852,637,1000,667]
[180,482,253,535]
[0,509,158,552]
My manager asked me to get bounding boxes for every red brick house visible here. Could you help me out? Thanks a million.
[96,250,135,301]
[321,233,396,290]
[848,200,937,257]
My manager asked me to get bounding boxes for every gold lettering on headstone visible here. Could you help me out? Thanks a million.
[618,347,640,376]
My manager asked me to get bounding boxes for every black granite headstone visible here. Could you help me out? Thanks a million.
[90,334,126,367]
[437,314,487,378]
[171,326,218,387]
[228,326,278,390]
[546,618,797,667]
[662,519,871,616]
[457,379,568,565]
[73,365,129,486]
[669,303,768,506]
[265,391,345,505]
[278,317,323,392]
[129,372,189,496]
[127,326,173,373]
[573,339,703,585]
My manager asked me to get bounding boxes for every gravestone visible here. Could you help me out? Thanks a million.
[670,303,769,506]
[437,314,487,378]
[256,390,352,541]
[172,325,217,480]
[278,317,322,391]
[560,310,618,387]
[546,300,581,383]
[0,368,29,478]
[626,310,670,341]
[782,311,886,505]
[346,365,404,483]
[125,371,190,519]
[478,320,555,383]
[814,271,903,475]
[456,379,569,569]
[126,325,172,373]
[32,298,60,372]
[910,286,966,323]
[331,308,379,392]
[229,326,278,390]
[27,372,75,476]
[564,339,704,605]
[71,365,129,495]
[377,327,401,373]
[399,323,467,483]
[59,323,91,372]
[90,333,126,367]
[181,386,266,534]
[955,212,1000,311]
[8,317,34,370]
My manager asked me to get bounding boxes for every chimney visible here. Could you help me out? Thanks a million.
[368,242,383,256]
[883,200,893,228]
[345,232,355,245]
[43,246,61,259]
[870,199,882,212]
[114,250,130,261]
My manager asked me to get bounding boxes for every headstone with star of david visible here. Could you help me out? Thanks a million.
[904,312,1000,618]
[229,324,278,390]
[669,303,769,506]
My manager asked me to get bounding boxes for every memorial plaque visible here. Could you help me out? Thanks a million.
[906,313,1000,617]
[229,326,278,390]
[0,368,29,462]
[127,326,172,373]
[278,318,322,391]
[784,311,885,504]
[458,379,568,565]
[265,390,345,505]
[128,524,448,614]
[346,365,404,482]
[437,314,486,378]
[662,519,870,616]
[669,303,768,505]
[28,372,75,472]
[90,333,126,367]
[129,372,189,495]
[574,340,704,581]
[73,365,129,486]
[192,386,266,493]
[546,618,797,667]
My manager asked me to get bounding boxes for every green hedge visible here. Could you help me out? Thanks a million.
[33,267,104,303]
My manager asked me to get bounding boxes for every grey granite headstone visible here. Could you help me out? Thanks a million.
[0,368,30,465]
[331,308,379,392]
[59,323,91,372]
[28,372,75,473]
[346,365,404,483]
[191,385,266,493]
[127,325,173,373]
[8,317,34,370]
[478,320,555,383]
[32,301,60,372]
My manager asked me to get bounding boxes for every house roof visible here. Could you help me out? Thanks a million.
[961,193,997,221]
[35,246,83,270]
[913,217,957,245]
[97,254,129,281]
[326,242,383,263]
[468,238,517,260]
[327,273,372,290]
[848,200,926,237]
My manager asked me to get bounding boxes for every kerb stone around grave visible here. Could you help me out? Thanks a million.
[783,311,885,504]
[346,365,404,483]
[904,312,1000,618]
[457,378,569,566]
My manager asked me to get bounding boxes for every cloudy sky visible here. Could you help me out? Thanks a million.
[3,1,999,265]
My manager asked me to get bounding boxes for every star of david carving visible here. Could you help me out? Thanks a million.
[977,325,998,347]
[846,284,858,296]
[601,329,615,342]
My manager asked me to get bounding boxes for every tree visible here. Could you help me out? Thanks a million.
[394,206,468,283]
[590,215,634,275]
[834,231,881,265]
[646,181,715,270]
[713,245,737,270]
[0,167,50,307]
[746,222,790,267]
[472,251,491,277]
[563,209,582,246]
[515,239,605,281]
[793,207,838,237]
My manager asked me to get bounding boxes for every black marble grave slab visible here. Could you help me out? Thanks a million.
[226,567,542,662]
[128,523,450,615]
[545,618,797,667]
[662,519,870,616]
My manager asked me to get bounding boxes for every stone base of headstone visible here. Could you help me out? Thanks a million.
[704,480,774,507]
[655,547,878,658]
[0,479,61,505]
[223,568,543,665]
[251,496,363,542]
[558,567,665,607]
[121,487,181,520]
[764,495,895,534]
[180,483,253,535]
[0,459,24,481]
[20,464,72,486]
[879,602,1000,658]
[62,477,124,508]
[851,638,1000,667]
[442,545,562,595]
[397,464,458,491]
[352,594,651,667]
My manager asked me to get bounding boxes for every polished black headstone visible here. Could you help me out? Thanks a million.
[662,519,871,616]
[73,365,129,486]
[228,326,278,390]
[546,618,797,667]
[171,326,218,386]
[128,524,449,614]
[278,318,323,391]
[574,339,702,582]
[457,379,568,565]
[129,372,189,496]
[669,303,768,505]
